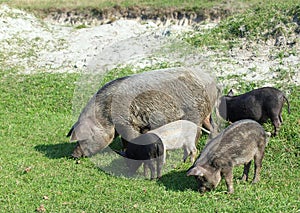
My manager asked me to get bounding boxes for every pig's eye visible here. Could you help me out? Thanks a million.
[197,176,206,182]
[203,181,214,190]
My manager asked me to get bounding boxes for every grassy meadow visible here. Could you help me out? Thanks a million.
[0,64,299,213]
[1,0,300,212]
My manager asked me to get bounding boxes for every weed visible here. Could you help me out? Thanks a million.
[75,24,88,29]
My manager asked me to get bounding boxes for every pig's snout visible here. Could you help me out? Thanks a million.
[71,142,85,159]
[195,176,215,193]
[198,186,207,193]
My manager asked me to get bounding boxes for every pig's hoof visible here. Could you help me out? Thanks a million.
[266,132,272,137]
[240,176,247,181]
[226,190,234,194]
[71,152,83,159]
[71,143,85,159]
[68,155,79,160]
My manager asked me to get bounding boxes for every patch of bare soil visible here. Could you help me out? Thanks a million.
[0,4,299,88]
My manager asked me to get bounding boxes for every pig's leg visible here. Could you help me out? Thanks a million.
[128,161,142,177]
[71,142,84,159]
[241,161,252,181]
[148,160,156,180]
[252,151,265,183]
[202,114,213,131]
[191,129,200,163]
[279,106,283,123]
[156,156,164,179]
[184,145,198,163]
[183,148,189,163]
[121,137,128,151]
[163,149,167,164]
[190,148,198,164]
[270,110,282,136]
[222,167,234,194]
[143,163,149,178]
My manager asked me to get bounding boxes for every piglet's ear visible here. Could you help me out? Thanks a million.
[114,150,126,157]
[227,89,234,96]
[187,167,204,176]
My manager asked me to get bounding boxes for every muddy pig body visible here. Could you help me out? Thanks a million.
[68,67,219,158]
[187,119,270,194]
[219,87,290,136]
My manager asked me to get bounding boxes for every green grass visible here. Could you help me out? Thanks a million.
[0,66,299,212]
[3,0,249,11]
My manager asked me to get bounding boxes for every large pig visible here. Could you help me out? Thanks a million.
[218,87,290,136]
[187,119,270,194]
[67,67,219,158]
[67,76,130,158]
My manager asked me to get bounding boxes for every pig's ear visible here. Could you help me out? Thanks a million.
[69,127,78,141]
[114,150,126,157]
[69,123,88,141]
[187,167,204,176]
[69,120,95,142]
[227,89,234,96]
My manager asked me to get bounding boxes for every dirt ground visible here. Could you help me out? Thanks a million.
[0,4,299,89]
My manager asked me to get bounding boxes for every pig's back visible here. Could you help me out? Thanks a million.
[149,120,198,150]
[198,119,266,166]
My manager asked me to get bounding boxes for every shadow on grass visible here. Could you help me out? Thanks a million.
[94,155,200,191]
[35,142,76,159]
[34,137,122,160]
[158,169,198,192]
[92,153,133,178]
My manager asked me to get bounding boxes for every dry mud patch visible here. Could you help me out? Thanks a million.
[0,4,299,89]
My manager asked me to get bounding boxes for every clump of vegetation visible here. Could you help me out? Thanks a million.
[74,24,88,29]
[185,1,300,49]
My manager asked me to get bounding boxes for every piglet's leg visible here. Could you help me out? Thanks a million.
[279,106,283,123]
[183,148,189,163]
[190,148,197,164]
[222,168,234,194]
[156,156,164,179]
[202,114,213,131]
[148,161,156,180]
[270,113,281,136]
[163,149,167,164]
[143,163,149,178]
[241,161,252,181]
[252,151,265,184]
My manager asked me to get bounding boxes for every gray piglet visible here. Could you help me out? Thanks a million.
[187,119,271,194]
